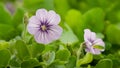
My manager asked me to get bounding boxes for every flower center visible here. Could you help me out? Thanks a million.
[41,25,47,31]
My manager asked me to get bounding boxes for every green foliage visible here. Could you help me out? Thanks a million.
[106,24,120,45]
[0,3,12,24]
[54,0,70,18]
[21,59,40,68]
[0,49,11,68]
[66,56,76,68]
[12,8,25,27]
[96,59,113,68]
[56,49,71,61]
[65,9,84,42]
[60,24,79,44]
[42,51,55,65]
[83,8,105,32]
[0,0,120,67]
[15,40,31,60]
[23,0,44,11]
[76,52,93,67]
[31,43,45,58]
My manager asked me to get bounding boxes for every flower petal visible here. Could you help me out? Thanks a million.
[84,29,96,43]
[36,9,48,22]
[93,49,101,54]
[27,16,40,35]
[47,10,61,25]
[93,38,105,51]
[34,31,45,44]
[29,16,41,25]
[27,25,39,35]
[85,47,101,55]
[44,25,63,43]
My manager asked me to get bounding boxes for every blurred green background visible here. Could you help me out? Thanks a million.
[0,0,120,68]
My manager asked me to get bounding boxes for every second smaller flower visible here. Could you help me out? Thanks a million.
[84,29,105,55]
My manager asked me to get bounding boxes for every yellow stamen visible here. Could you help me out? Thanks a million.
[41,25,47,31]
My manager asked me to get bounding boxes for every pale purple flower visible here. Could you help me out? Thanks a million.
[27,9,62,44]
[84,29,105,54]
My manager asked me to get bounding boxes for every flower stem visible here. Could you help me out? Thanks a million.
[22,13,29,42]
[76,42,84,68]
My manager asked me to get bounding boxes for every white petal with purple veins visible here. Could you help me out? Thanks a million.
[29,16,41,25]
[84,29,96,42]
[36,9,47,22]
[47,25,63,40]
[27,26,39,35]
[47,10,61,25]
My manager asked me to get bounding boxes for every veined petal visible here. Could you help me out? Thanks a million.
[93,38,105,51]
[85,47,101,55]
[29,16,41,25]
[84,29,96,42]
[36,9,47,22]
[35,31,45,44]
[47,25,62,41]
[27,25,39,35]
[27,16,40,35]
[93,39,105,46]
[47,10,61,25]
[93,49,101,54]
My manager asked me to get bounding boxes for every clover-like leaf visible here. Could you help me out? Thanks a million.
[76,52,93,67]
[56,49,71,61]
[96,59,113,68]
[21,59,39,68]
[42,51,55,65]
[15,40,31,61]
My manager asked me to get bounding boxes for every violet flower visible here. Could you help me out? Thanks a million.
[84,29,105,54]
[27,9,62,44]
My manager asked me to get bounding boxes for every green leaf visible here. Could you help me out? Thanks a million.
[48,63,66,68]
[96,59,113,68]
[0,24,15,40]
[83,8,105,32]
[0,3,12,24]
[21,59,39,68]
[56,49,71,61]
[60,24,79,44]
[0,49,11,68]
[12,8,24,27]
[15,40,31,61]
[44,0,54,10]
[106,24,120,45]
[31,43,45,58]
[0,40,9,50]
[42,51,55,65]
[66,56,76,68]
[65,9,84,42]
[105,42,112,50]
[76,52,93,67]
[93,45,104,50]
[23,0,44,11]
[9,57,21,67]
[54,0,70,18]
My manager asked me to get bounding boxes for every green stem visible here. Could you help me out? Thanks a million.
[76,42,84,68]
[22,13,28,43]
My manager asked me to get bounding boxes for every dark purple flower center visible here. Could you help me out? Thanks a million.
[39,20,52,33]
